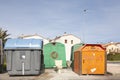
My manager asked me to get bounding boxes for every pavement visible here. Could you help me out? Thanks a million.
[107,62,120,76]
[0,63,120,80]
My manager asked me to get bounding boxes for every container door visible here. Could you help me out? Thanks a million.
[94,51,105,74]
[82,51,91,74]
[82,51,105,74]
[82,51,98,74]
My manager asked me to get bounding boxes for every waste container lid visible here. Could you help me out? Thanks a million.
[4,39,43,49]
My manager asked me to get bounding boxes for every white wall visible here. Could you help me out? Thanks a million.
[22,36,49,45]
[116,44,120,53]
[106,45,118,54]
[55,35,82,61]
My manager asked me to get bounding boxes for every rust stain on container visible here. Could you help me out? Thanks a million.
[74,44,106,75]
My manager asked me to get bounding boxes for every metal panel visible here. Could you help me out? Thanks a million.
[15,51,22,70]
[34,50,41,70]
[15,50,31,71]
[74,51,80,74]
[6,51,12,71]
[24,51,31,70]
[82,51,105,74]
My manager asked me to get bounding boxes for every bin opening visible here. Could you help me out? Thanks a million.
[52,42,56,45]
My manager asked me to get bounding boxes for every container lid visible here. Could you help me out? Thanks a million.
[4,39,43,49]
[75,44,105,52]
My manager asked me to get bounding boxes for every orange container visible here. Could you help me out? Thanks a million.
[74,44,106,75]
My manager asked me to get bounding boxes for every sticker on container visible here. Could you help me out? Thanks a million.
[90,68,96,73]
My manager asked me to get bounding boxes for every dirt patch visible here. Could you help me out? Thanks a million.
[34,72,53,80]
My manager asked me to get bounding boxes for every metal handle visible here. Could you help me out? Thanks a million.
[83,59,85,64]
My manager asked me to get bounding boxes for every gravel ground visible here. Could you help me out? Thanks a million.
[0,63,120,80]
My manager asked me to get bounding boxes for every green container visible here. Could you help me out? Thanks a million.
[43,42,66,68]
[71,43,84,69]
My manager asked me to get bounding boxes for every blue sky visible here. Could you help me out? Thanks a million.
[0,0,120,43]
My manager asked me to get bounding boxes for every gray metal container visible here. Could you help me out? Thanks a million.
[4,39,45,75]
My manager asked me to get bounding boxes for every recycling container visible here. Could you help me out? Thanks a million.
[70,43,84,69]
[74,44,106,75]
[43,42,66,68]
[4,39,45,75]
